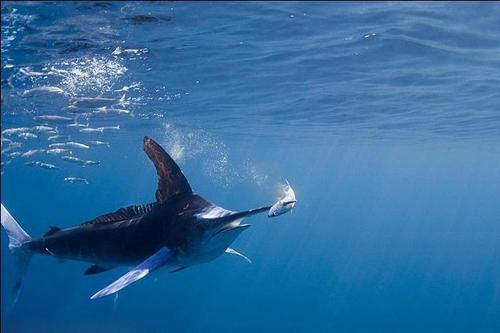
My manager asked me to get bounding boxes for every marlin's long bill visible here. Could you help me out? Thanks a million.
[205,206,273,224]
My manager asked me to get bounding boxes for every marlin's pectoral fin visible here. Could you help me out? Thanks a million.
[225,247,252,264]
[90,246,174,300]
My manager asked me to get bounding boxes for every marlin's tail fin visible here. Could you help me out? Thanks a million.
[1,204,33,302]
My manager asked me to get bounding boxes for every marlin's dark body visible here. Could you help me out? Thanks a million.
[27,196,205,267]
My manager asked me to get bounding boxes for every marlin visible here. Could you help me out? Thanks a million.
[1,136,296,300]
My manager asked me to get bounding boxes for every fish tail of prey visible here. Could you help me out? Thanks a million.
[1,204,34,304]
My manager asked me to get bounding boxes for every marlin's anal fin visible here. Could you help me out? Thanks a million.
[84,265,112,275]
[225,247,252,264]
[143,136,192,203]
[90,246,174,300]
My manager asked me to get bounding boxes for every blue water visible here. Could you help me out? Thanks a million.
[1,2,500,332]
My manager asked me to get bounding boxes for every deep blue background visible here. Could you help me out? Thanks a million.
[2,2,500,332]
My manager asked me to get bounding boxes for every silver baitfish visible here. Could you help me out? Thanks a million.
[64,177,89,185]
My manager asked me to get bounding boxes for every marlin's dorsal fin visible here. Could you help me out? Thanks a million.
[143,136,192,203]
[81,203,157,226]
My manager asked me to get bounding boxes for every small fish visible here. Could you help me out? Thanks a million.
[38,162,58,170]
[34,115,73,123]
[65,105,87,114]
[61,155,86,165]
[21,149,46,158]
[7,152,22,158]
[91,107,131,116]
[70,97,115,109]
[21,86,65,97]
[66,142,90,149]
[1,142,23,154]
[46,148,71,155]
[67,122,89,128]
[268,181,297,218]
[87,140,110,147]
[18,132,38,140]
[48,135,70,141]
[50,142,90,149]
[24,161,58,170]
[97,125,120,132]
[114,83,140,92]
[2,127,31,136]
[19,67,47,77]
[64,177,89,185]
[31,125,54,133]
[49,143,66,149]
[84,160,100,166]
[61,156,99,166]
[79,127,104,133]
[111,47,148,57]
